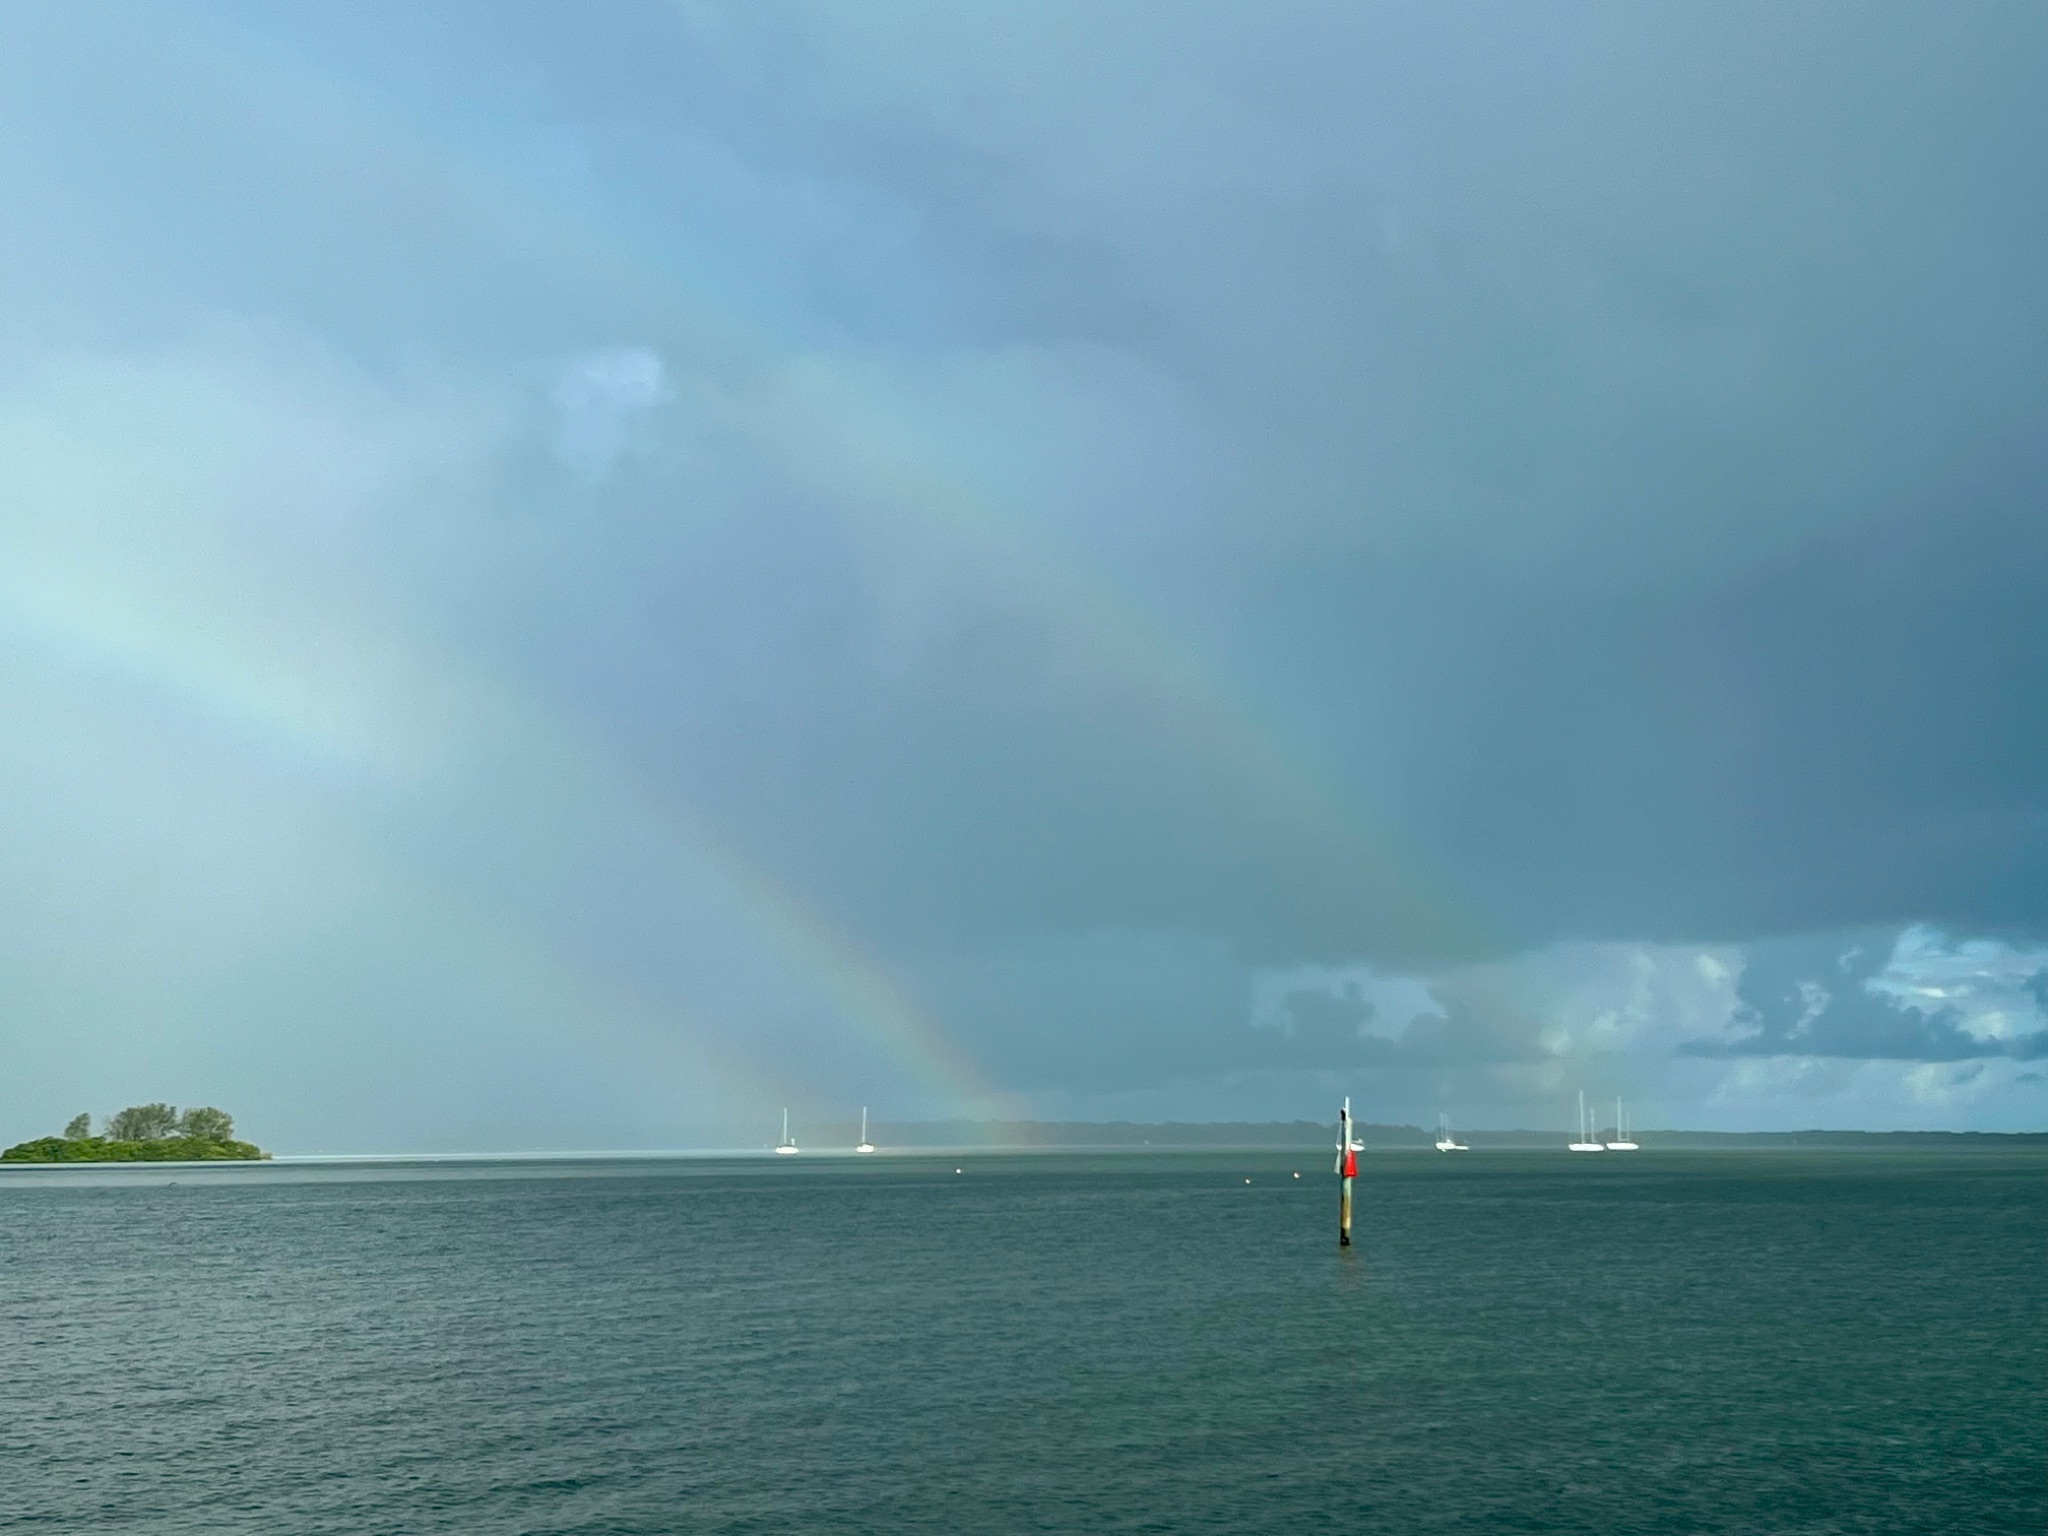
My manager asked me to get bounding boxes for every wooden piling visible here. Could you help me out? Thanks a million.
[1337,1096,1356,1247]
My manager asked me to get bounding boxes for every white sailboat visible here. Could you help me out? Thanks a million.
[1434,1114,1468,1151]
[1605,1096,1639,1151]
[1568,1089,1606,1152]
[855,1106,875,1154]
[774,1108,800,1155]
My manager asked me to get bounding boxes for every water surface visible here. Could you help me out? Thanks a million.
[3,1150,2041,1533]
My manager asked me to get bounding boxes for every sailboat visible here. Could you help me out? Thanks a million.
[774,1108,800,1155]
[1568,1089,1606,1152]
[855,1106,875,1154]
[1434,1114,1468,1151]
[1605,1096,1639,1151]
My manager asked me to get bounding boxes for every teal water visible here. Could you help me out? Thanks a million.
[1,1151,2041,1533]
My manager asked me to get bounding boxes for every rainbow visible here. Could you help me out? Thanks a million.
[0,11,1491,1131]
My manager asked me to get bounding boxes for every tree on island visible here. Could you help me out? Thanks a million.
[94,1104,235,1141]
[106,1103,181,1141]
[178,1106,234,1140]
[3,1104,265,1163]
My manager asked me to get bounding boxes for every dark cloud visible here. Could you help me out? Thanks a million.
[1272,984,1376,1065]
[1231,463,2048,954]
[489,1,2048,970]
[1363,968,1555,1071]
[1259,980,1549,1073]
[2,1,2046,1137]
[1683,931,2048,1062]
[553,439,2048,972]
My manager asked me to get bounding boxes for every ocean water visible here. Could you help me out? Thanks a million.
[1,1150,2041,1535]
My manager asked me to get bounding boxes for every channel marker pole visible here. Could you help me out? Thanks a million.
[1336,1096,1357,1247]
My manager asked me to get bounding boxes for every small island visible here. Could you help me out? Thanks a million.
[2,1103,268,1163]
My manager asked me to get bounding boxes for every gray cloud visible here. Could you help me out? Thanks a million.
[1,2,2045,1140]
[551,348,666,476]
[1684,930,2048,1062]
[1272,985,1377,1064]
[463,0,2048,970]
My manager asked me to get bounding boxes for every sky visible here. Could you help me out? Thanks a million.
[1,1,2044,1149]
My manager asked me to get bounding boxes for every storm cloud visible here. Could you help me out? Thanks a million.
[0,2,2043,1144]
[1686,928,2048,1062]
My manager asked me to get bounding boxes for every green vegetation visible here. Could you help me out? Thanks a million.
[2,1105,267,1163]
[105,1102,181,1141]
[2,1135,266,1162]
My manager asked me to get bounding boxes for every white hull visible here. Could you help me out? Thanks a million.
[1604,1098,1639,1151]
[854,1144,875,1154]
[774,1145,800,1154]
[1567,1142,1606,1152]
[1435,1139,1469,1151]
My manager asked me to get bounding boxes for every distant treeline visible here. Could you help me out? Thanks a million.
[757,1118,1391,1149]
[796,1120,2048,1151]
[2,1103,267,1163]
[949,1119,1423,1148]
[1538,1129,2048,1150]
[805,1119,1446,1148]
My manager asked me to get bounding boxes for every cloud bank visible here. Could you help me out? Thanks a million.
[0,1,2043,1143]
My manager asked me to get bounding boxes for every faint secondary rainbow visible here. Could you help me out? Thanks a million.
[713,850,1021,1127]
[518,715,1022,1129]
[747,360,1490,960]
[187,9,1484,960]
[362,857,800,1144]
[0,520,1012,1128]
[3,16,1499,1135]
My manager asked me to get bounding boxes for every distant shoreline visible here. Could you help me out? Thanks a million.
[871,1121,2048,1149]
[683,1120,2048,1152]
[4,1126,2032,1165]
